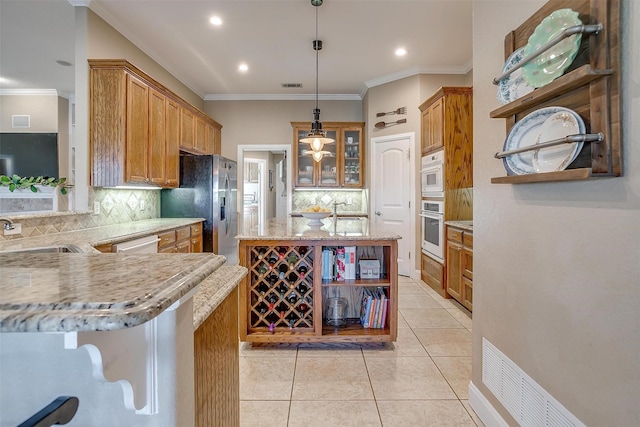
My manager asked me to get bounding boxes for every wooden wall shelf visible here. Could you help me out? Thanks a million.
[491,0,621,184]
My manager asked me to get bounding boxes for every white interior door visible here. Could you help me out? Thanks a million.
[371,133,415,277]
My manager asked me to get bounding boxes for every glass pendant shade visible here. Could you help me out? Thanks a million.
[302,149,332,162]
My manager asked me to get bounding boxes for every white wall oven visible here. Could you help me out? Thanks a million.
[421,150,444,197]
[420,199,444,263]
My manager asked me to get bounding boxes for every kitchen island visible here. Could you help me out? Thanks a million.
[237,217,400,343]
[0,218,246,427]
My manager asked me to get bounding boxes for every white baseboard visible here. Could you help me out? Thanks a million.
[468,381,509,427]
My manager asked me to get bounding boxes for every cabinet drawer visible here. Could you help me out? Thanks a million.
[176,226,191,242]
[176,240,190,253]
[191,223,202,236]
[158,245,176,254]
[421,253,444,292]
[447,227,463,244]
[158,231,176,248]
[463,232,473,248]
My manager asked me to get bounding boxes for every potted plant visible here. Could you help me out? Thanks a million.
[0,174,69,194]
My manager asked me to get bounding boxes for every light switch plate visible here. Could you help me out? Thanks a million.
[94,201,101,215]
[140,200,145,211]
[4,223,22,236]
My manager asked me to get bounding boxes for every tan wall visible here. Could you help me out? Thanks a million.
[57,96,70,182]
[87,9,203,109]
[0,95,58,132]
[472,1,640,425]
[204,100,362,161]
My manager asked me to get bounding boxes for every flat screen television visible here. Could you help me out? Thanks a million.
[0,133,58,178]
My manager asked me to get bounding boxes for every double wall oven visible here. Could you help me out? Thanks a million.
[420,150,445,263]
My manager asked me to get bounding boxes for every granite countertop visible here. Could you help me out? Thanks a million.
[193,265,247,330]
[0,218,231,333]
[0,218,205,254]
[236,217,401,241]
[445,220,473,232]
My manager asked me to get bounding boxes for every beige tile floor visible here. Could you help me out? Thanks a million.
[239,276,483,426]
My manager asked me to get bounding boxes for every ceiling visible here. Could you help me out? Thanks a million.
[0,0,473,100]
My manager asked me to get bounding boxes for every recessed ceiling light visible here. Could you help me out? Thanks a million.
[209,16,222,26]
[395,47,407,57]
[238,63,249,73]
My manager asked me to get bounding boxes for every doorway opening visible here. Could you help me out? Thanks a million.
[237,144,292,233]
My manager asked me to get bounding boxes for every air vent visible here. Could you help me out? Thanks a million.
[281,83,303,88]
[482,338,585,427]
[12,115,30,128]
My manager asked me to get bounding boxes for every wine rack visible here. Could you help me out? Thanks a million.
[247,245,315,332]
[239,238,398,343]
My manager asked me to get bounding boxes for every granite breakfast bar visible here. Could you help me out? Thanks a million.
[0,218,247,427]
[237,217,401,343]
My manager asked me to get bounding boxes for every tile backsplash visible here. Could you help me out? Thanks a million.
[292,190,367,214]
[0,187,160,240]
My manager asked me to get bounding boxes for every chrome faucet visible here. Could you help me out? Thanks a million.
[332,201,346,222]
[0,218,14,231]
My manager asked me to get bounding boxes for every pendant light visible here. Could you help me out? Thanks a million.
[299,0,334,160]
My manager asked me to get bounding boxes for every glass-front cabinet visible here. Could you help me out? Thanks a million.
[292,122,364,188]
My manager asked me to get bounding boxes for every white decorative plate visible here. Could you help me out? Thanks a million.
[522,8,582,88]
[497,47,535,104]
[502,106,584,175]
[532,111,585,172]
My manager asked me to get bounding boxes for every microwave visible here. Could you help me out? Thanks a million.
[421,151,444,197]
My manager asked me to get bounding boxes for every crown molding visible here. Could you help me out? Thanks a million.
[68,0,91,6]
[0,89,60,96]
[204,93,362,101]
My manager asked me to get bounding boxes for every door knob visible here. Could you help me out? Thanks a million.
[375,211,382,216]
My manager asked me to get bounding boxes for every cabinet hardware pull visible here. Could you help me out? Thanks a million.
[492,24,603,85]
[494,133,603,159]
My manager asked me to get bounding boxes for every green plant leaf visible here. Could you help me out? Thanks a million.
[61,188,67,195]
[30,184,38,192]
[0,175,10,183]
[8,183,16,192]
[58,177,67,185]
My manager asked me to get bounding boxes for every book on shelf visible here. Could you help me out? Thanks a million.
[359,287,388,329]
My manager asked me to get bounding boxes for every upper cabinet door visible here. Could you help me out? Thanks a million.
[125,73,149,184]
[291,122,364,189]
[164,98,180,188]
[148,87,167,185]
[341,128,363,187]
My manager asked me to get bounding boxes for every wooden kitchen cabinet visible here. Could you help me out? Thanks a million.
[419,88,471,156]
[291,122,365,188]
[421,252,446,298]
[420,96,444,155]
[158,223,203,253]
[90,59,222,188]
[446,225,473,311]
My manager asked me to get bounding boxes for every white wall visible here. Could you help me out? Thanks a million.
[471,1,640,425]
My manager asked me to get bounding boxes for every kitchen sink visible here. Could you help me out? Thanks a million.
[0,244,83,254]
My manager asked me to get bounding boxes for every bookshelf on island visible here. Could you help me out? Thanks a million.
[237,217,399,343]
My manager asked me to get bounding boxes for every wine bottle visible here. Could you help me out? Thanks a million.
[267,273,278,286]
[298,265,308,279]
[278,263,289,280]
[277,282,288,298]
[296,282,308,296]
[287,271,298,285]
[257,282,269,295]
[257,263,268,277]
[297,300,309,313]
[287,254,298,270]
[268,255,277,270]
[266,293,278,305]
[287,291,298,305]
[256,302,267,314]
[256,247,267,260]
[298,246,308,256]
[277,246,287,260]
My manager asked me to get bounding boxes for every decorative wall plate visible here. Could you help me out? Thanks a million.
[522,8,582,88]
[497,47,535,104]
[532,110,585,173]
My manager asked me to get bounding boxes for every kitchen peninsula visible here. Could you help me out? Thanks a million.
[0,218,246,426]
[238,217,400,343]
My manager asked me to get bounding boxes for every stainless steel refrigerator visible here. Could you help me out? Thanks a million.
[161,155,238,264]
